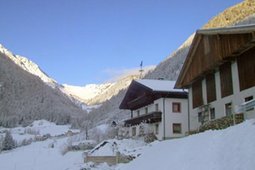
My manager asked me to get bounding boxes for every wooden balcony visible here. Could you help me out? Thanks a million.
[124,111,162,126]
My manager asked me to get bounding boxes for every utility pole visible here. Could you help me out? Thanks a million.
[139,61,144,79]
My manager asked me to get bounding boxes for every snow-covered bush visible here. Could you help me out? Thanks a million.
[25,127,40,135]
[139,123,157,143]
[118,126,130,139]
[144,133,157,143]
[35,134,51,141]
[2,131,16,151]
[20,138,33,146]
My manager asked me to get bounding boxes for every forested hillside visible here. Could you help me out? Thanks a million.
[0,52,87,127]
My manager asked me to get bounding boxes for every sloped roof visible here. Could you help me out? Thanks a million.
[136,79,183,92]
[175,24,255,88]
[119,79,187,110]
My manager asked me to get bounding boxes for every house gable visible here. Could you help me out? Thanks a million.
[175,25,255,88]
[119,79,187,110]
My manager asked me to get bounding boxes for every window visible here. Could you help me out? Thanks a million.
[245,96,254,111]
[220,62,233,98]
[192,80,203,108]
[206,73,216,103]
[237,47,255,91]
[172,102,181,113]
[210,108,215,120]
[132,127,136,136]
[155,124,159,135]
[145,107,148,114]
[137,110,140,117]
[155,103,159,111]
[225,103,232,116]
[198,112,203,122]
[172,123,182,134]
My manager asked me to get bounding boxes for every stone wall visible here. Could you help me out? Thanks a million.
[199,113,244,132]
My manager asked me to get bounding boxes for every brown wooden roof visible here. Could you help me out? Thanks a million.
[119,80,187,110]
[175,24,255,88]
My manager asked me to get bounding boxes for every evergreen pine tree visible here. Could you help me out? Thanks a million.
[2,131,16,151]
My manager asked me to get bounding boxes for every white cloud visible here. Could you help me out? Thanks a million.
[102,65,155,82]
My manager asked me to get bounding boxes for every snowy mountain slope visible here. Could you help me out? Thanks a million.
[62,83,114,103]
[0,44,57,88]
[117,120,255,170]
[62,66,155,106]
[0,51,87,127]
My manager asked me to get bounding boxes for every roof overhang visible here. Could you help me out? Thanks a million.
[119,80,187,110]
[175,24,255,89]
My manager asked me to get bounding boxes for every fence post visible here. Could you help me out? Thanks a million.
[116,152,120,164]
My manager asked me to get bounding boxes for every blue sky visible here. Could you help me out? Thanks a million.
[0,0,242,85]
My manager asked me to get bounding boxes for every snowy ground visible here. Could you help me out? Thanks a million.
[0,119,255,170]
[0,138,85,170]
[117,119,255,170]
[0,120,80,145]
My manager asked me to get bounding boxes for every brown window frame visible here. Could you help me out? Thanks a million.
[206,73,216,103]
[172,102,181,113]
[237,47,255,91]
[220,62,233,98]
[192,80,203,108]
[172,123,182,134]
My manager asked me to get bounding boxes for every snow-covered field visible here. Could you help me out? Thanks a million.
[117,120,255,170]
[0,119,254,170]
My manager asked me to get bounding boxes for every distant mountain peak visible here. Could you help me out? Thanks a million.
[0,44,57,88]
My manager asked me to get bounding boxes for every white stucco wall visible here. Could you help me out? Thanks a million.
[128,97,188,140]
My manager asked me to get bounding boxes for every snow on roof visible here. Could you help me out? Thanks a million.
[136,79,184,92]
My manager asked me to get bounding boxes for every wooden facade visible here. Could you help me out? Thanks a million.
[219,62,233,98]
[237,46,255,91]
[206,73,216,103]
[192,79,203,108]
[175,25,255,131]
[175,25,255,89]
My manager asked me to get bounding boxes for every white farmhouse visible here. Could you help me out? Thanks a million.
[175,25,255,131]
[119,79,188,140]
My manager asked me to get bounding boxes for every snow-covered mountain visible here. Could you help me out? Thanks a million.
[62,83,114,104]
[0,44,153,110]
[0,44,58,88]
[62,66,155,106]
[0,45,87,127]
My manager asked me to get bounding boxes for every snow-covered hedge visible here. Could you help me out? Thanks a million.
[199,114,244,132]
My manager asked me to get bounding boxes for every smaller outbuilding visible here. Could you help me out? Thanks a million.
[119,79,188,140]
